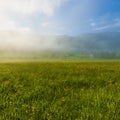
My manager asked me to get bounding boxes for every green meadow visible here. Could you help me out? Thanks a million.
[0,61,120,120]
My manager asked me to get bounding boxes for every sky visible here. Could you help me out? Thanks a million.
[0,0,120,35]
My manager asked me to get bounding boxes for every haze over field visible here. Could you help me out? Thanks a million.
[0,31,120,53]
[0,0,120,59]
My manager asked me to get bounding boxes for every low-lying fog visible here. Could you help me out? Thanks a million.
[0,31,120,54]
[0,31,63,52]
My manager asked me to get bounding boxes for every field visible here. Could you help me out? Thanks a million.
[0,61,120,120]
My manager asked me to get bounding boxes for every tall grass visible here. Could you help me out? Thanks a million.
[0,61,120,120]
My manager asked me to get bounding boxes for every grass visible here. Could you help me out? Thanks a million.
[0,61,120,120]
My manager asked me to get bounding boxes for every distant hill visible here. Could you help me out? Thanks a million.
[53,32,120,52]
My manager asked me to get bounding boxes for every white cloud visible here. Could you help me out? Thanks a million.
[0,0,68,16]
[94,19,120,31]
[0,0,68,31]
[0,15,31,32]
[95,25,111,31]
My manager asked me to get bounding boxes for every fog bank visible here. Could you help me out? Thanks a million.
[0,31,66,53]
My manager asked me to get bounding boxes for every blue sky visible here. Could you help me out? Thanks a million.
[0,0,120,35]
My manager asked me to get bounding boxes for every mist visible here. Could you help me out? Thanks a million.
[0,31,120,59]
[0,31,59,52]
